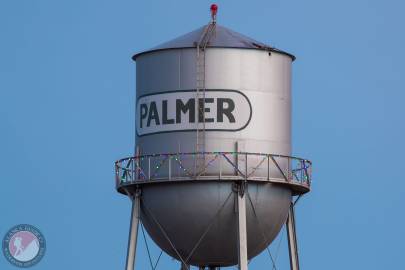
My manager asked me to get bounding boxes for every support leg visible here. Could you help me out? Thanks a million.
[286,202,299,270]
[237,188,248,270]
[125,192,141,270]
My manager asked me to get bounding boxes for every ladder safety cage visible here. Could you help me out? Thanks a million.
[195,21,217,173]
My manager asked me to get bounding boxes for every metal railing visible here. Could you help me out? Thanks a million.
[115,152,312,195]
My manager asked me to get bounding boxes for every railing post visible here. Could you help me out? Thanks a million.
[307,162,310,184]
[135,147,140,181]
[298,160,301,183]
[136,158,139,181]
[131,159,134,182]
[115,164,119,186]
[267,155,270,180]
[168,156,172,180]
[245,153,248,179]
[219,154,222,180]
[148,157,151,180]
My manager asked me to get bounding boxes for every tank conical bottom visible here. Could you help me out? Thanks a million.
[140,181,291,267]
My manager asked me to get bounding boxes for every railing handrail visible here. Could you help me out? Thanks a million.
[114,152,312,195]
[115,152,312,165]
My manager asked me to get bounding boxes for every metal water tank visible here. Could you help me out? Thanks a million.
[115,18,311,269]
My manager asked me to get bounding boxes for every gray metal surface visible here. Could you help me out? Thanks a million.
[127,25,297,267]
[139,181,291,266]
[133,24,295,60]
[136,48,292,159]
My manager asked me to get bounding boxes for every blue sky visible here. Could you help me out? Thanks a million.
[1,0,404,269]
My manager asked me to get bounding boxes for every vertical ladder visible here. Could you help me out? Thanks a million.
[195,22,216,174]
[195,43,206,155]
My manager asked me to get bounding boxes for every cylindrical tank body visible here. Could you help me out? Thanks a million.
[136,47,291,156]
[134,25,294,267]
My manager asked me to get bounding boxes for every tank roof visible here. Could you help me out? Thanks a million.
[133,24,295,61]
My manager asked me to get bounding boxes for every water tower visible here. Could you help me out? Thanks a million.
[115,5,312,270]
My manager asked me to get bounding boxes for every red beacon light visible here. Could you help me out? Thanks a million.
[210,4,218,22]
